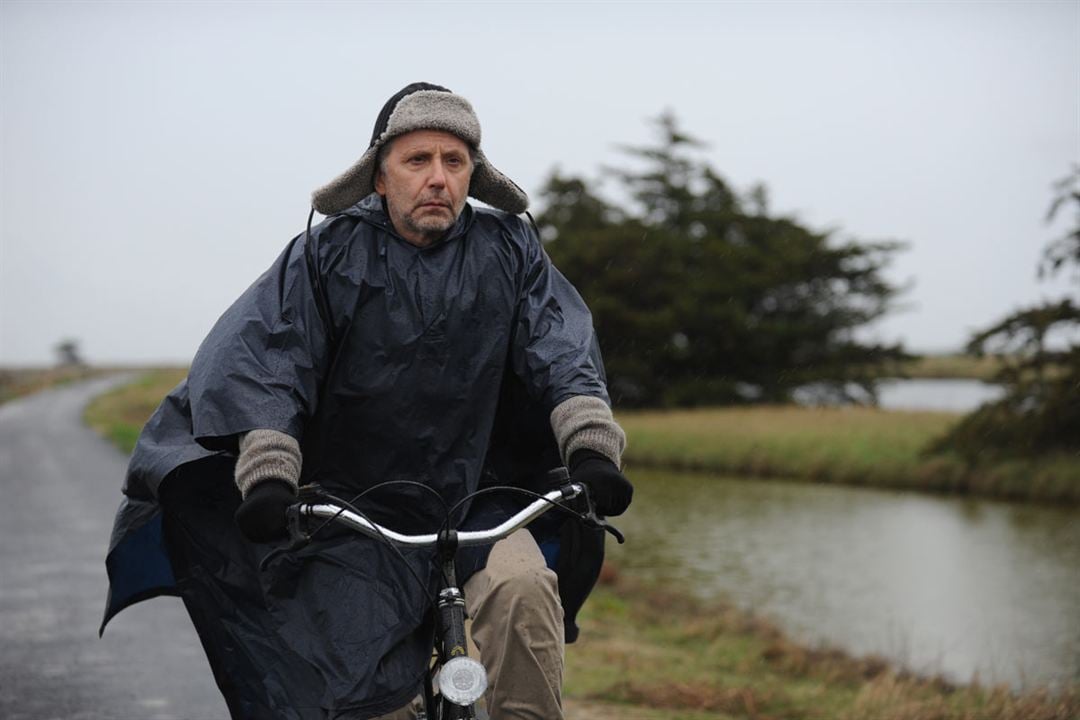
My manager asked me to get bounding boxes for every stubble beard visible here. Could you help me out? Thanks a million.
[395,195,460,247]
[402,212,454,246]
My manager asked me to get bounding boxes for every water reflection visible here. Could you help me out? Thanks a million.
[796,378,1005,412]
[877,378,1005,412]
[610,469,1080,689]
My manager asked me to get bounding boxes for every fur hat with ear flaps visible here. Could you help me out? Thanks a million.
[311,82,529,216]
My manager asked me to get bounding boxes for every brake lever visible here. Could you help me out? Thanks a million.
[565,474,625,545]
[585,512,626,544]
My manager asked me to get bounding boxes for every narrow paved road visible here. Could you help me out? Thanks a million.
[0,376,228,720]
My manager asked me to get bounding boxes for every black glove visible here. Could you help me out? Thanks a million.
[570,449,633,517]
[234,480,296,543]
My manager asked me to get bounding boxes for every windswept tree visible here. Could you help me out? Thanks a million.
[933,167,1080,459]
[539,113,909,408]
[54,338,85,367]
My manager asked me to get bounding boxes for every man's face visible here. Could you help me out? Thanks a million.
[375,129,474,247]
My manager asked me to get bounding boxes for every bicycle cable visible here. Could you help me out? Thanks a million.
[268,480,452,611]
[328,481,453,596]
[442,484,591,536]
[305,480,451,545]
[305,488,442,613]
[286,482,594,614]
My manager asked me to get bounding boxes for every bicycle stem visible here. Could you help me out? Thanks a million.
[435,531,478,719]
[436,531,468,664]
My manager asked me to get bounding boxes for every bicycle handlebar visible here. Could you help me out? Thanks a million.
[291,483,589,549]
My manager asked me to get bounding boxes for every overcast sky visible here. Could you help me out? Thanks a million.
[1,0,1077,366]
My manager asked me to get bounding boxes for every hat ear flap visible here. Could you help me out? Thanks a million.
[469,148,529,215]
[311,145,380,216]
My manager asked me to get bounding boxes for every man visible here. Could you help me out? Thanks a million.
[102,82,631,720]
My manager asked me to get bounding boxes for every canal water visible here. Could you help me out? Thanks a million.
[876,378,1005,413]
[611,380,1078,690]
[609,470,1079,689]
[797,377,1006,413]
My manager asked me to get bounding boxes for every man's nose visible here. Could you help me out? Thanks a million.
[427,159,447,188]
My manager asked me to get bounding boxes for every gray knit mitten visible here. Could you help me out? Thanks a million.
[234,429,301,497]
[233,430,302,543]
[549,395,626,468]
[550,396,632,515]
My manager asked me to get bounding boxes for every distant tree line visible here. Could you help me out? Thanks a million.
[538,113,910,408]
[933,166,1080,460]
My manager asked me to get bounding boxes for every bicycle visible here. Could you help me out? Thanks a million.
[260,468,625,720]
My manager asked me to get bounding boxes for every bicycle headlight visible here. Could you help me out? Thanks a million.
[438,656,487,706]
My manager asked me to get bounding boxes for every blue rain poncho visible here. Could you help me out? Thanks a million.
[102,195,610,718]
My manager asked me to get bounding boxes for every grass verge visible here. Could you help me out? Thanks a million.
[84,371,1080,503]
[0,365,106,405]
[617,406,1080,503]
[83,367,187,453]
[898,354,1005,381]
[566,566,1078,720]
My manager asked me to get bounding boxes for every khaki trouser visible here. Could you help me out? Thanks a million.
[376,529,565,720]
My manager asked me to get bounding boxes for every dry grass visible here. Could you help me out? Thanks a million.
[899,355,1006,381]
[0,365,105,404]
[566,565,1080,720]
[839,677,1079,720]
[564,698,709,720]
[83,367,187,453]
[616,405,1080,502]
[617,405,960,487]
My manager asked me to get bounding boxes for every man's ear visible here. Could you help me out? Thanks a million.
[374,170,385,196]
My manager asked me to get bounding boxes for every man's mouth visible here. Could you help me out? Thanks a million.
[418,197,451,210]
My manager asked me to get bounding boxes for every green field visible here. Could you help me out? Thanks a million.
[619,405,956,485]
[617,406,1080,503]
